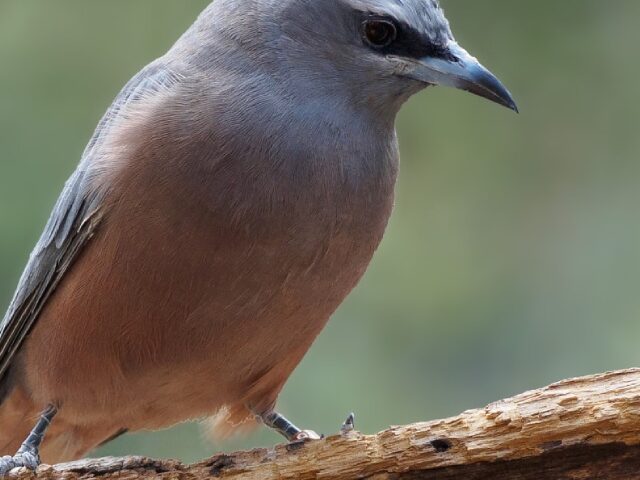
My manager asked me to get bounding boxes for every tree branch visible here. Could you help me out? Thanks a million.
[8,368,640,479]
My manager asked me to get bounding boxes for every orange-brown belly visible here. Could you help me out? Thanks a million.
[18,162,394,437]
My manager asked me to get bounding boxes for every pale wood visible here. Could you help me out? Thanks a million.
[7,368,640,479]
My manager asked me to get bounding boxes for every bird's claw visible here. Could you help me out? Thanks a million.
[341,412,356,435]
[292,429,322,441]
[0,451,41,475]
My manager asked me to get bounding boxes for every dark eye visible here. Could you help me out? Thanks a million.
[362,19,397,49]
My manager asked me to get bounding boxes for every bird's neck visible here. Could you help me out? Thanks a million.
[170,14,402,199]
[227,72,399,189]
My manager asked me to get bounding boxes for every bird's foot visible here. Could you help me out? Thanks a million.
[290,412,356,440]
[0,451,40,475]
[292,429,322,441]
[0,405,56,475]
[340,412,356,435]
[259,410,355,443]
[260,411,324,442]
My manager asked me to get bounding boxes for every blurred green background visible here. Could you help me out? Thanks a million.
[1,0,639,463]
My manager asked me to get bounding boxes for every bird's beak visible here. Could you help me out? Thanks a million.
[400,43,518,112]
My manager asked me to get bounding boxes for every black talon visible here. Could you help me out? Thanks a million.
[341,412,355,434]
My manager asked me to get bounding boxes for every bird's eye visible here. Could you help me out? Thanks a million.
[362,19,397,49]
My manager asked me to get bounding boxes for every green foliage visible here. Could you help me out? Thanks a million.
[1,0,639,463]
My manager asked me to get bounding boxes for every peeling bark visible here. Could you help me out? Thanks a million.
[7,369,640,479]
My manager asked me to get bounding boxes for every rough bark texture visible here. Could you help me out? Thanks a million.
[6,368,640,479]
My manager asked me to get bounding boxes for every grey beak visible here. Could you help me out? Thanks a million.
[401,43,518,112]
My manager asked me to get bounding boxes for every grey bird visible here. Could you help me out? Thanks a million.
[0,0,516,472]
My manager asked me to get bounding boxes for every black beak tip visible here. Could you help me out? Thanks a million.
[502,94,519,114]
[465,62,519,113]
[465,82,518,113]
[499,85,519,113]
[480,75,518,113]
[487,80,519,113]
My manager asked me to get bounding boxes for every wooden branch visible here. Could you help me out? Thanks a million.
[8,368,640,479]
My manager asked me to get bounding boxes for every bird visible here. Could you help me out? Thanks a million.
[0,0,516,473]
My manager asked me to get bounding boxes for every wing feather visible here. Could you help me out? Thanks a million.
[0,60,182,382]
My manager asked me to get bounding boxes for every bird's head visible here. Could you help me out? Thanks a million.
[287,0,516,111]
[201,0,517,114]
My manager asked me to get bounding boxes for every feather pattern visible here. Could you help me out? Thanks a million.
[0,61,181,385]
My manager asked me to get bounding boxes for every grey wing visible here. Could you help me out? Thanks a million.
[0,60,183,383]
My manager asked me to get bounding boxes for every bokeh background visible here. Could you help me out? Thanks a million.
[1,0,639,463]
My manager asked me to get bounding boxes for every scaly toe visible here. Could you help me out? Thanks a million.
[0,456,18,475]
[0,452,41,475]
[293,430,322,441]
[17,451,40,470]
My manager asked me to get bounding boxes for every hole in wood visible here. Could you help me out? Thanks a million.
[430,438,452,452]
[209,455,235,476]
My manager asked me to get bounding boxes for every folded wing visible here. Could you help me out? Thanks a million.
[0,60,183,386]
